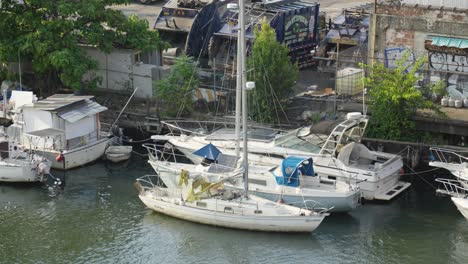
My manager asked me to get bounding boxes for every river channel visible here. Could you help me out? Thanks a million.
[1,154,467,264]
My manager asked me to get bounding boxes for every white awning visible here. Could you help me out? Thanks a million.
[25,128,64,137]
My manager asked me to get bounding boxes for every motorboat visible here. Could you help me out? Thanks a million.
[144,143,360,212]
[105,145,132,163]
[436,178,468,220]
[135,175,328,232]
[430,147,468,187]
[151,113,411,201]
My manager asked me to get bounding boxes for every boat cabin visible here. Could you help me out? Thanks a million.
[12,94,108,152]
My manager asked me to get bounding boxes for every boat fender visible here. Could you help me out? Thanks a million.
[56,153,64,162]
[399,168,405,176]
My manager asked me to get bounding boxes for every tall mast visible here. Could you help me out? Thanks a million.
[239,0,248,196]
[234,2,242,158]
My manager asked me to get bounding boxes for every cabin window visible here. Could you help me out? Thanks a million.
[254,210,262,214]
[196,202,207,208]
[134,52,142,64]
[224,207,233,213]
[328,176,336,180]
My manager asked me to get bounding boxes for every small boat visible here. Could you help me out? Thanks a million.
[105,145,132,163]
[135,175,328,232]
[436,178,468,220]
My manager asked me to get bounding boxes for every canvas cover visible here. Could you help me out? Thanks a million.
[275,156,314,187]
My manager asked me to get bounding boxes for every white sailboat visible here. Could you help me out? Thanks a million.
[136,0,328,232]
[436,178,468,220]
[135,174,327,232]
[144,143,360,212]
[430,147,468,187]
[152,113,410,201]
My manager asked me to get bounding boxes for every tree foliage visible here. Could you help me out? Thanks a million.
[247,20,298,124]
[156,55,199,117]
[0,0,166,93]
[362,52,444,141]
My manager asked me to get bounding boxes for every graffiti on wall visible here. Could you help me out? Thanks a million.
[429,51,468,98]
[429,52,468,73]
[384,47,415,69]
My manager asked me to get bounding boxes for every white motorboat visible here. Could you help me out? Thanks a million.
[135,175,328,232]
[144,143,360,212]
[105,145,132,163]
[429,147,468,187]
[7,92,111,170]
[152,113,410,201]
[436,178,468,220]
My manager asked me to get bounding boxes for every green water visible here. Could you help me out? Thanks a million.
[1,156,467,264]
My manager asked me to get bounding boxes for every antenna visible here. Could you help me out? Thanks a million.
[18,50,22,90]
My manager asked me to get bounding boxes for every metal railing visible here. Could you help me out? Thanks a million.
[430,147,468,165]
[142,142,190,162]
[435,178,468,198]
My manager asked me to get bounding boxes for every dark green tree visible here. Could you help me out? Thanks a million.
[362,52,444,141]
[247,20,298,123]
[0,0,166,93]
[156,55,200,117]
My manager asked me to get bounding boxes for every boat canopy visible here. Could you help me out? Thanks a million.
[193,143,221,161]
[275,156,314,187]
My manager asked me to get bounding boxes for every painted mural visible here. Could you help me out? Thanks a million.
[284,13,311,45]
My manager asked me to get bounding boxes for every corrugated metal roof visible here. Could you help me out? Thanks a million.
[431,36,468,49]
[26,94,95,111]
[57,100,108,123]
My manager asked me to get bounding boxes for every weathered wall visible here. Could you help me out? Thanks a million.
[375,4,468,54]
[83,47,166,98]
[372,3,468,98]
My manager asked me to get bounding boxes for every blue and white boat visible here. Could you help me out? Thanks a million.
[144,144,360,213]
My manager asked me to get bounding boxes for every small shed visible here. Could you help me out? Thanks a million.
[20,94,108,151]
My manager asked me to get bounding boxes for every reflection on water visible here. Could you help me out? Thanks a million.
[1,156,467,264]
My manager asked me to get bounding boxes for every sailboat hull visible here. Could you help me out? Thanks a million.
[139,194,325,232]
[249,190,359,212]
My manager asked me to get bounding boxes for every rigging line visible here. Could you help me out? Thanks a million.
[261,67,281,124]
[400,166,441,176]
[404,164,438,190]
[260,63,290,125]
[214,36,233,122]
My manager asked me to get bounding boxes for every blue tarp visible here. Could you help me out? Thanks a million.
[193,143,221,161]
[274,156,314,187]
